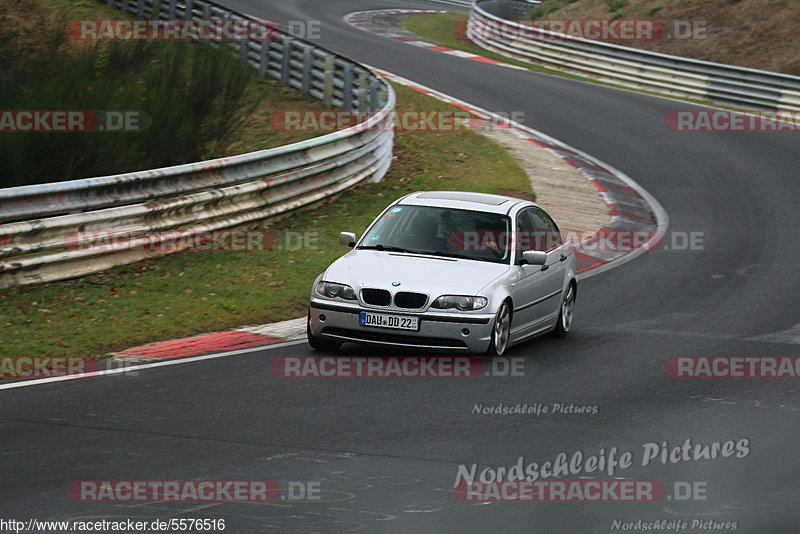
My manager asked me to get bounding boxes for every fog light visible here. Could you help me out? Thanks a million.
[320,314,326,322]
[461,328,470,336]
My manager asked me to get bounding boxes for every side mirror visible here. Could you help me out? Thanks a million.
[521,250,547,266]
[339,232,356,247]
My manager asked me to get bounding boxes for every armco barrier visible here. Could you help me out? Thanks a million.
[425,0,474,7]
[468,0,800,111]
[0,0,395,287]
[426,0,538,10]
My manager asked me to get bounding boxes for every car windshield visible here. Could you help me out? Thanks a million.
[358,205,511,264]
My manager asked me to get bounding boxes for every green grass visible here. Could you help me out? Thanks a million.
[528,7,545,19]
[39,0,123,18]
[544,3,563,15]
[606,0,629,12]
[646,3,663,15]
[0,82,533,360]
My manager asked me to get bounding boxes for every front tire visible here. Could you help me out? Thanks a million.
[486,301,511,357]
[551,282,576,338]
[307,312,341,352]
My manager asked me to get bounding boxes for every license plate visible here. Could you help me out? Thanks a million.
[360,311,419,331]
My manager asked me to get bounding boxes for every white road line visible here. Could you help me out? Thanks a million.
[0,339,307,391]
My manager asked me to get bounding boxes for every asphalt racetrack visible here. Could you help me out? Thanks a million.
[2,1,799,532]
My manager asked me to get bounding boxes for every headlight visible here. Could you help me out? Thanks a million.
[316,281,357,300]
[431,295,488,311]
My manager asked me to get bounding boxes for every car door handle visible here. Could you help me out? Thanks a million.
[540,264,549,272]
[560,254,567,262]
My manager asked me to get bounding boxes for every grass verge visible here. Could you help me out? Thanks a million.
[404,12,577,77]
[0,82,533,360]
[526,0,800,76]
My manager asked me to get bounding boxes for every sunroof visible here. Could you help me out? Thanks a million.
[417,192,509,206]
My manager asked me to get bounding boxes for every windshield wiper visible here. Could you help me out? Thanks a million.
[431,250,505,263]
[358,243,423,254]
[430,250,479,260]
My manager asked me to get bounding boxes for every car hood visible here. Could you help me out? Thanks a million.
[323,250,509,295]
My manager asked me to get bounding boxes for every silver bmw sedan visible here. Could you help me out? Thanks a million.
[307,191,577,356]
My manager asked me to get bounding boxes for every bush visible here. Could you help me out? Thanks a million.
[528,7,545,19]
[0,6,253,186]
[544,3,562,15]
[647,3,663,15]
[609,9,627,20]
[606,0,629,12]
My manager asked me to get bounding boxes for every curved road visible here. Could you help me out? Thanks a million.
[2,1,799,532]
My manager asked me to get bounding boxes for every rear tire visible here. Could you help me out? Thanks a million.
[307,312,341,352]
[551,282,576,338]
[486,301,511,357]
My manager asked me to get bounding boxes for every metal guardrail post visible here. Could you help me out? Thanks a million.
[369,79,381,111]
[322,54,335,106]
[342,63,354,111]
[379,88,389,110]
[280,37,292,85]
[239,34,248,62]
[356,72,369,110]
[258,40,269,78]
[301,44,313,96]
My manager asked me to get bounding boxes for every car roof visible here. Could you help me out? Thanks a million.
[395,191,534,215]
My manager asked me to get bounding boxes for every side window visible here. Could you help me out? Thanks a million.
[530,208,562,250]
[516,209,537,252]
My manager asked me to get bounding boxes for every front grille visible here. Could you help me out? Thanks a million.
[323,327,468,349]
[394,291,427,309]
[361,288,391,306]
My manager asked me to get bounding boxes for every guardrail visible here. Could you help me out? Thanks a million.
[468,0,800,112]
[0,0,395,288]
[423,0,474,7]
[422,0,538,9]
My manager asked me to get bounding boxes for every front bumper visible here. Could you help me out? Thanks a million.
[309,298,495,353]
